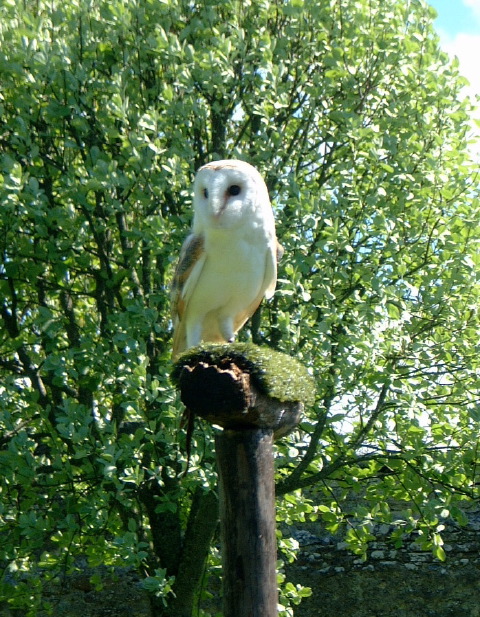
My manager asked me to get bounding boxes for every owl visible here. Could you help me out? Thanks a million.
[171,159,282,359]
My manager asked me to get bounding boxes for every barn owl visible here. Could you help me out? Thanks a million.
[171,159,282,359]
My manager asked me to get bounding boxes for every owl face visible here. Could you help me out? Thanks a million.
[192,160,271,232]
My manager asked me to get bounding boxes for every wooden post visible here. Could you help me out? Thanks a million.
[171,345,312,617]
[216,429,277,617]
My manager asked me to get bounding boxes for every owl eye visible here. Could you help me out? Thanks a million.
[203,188,209,198]
[228,184,241,196]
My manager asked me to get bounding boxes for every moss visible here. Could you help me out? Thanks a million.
[171,343,316,407]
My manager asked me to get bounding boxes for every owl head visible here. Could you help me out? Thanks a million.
[192,159,273,233]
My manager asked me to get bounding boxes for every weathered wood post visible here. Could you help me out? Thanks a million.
[171,343,315,617]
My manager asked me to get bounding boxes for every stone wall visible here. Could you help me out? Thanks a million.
[2,507,479,616]
[284,507,480,617]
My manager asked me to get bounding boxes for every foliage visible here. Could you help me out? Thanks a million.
[0,0,479,615]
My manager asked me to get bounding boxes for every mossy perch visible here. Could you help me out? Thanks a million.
[172,343,314,617]
[171,342,315,438]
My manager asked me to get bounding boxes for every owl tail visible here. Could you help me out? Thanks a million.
[172,319,187,360]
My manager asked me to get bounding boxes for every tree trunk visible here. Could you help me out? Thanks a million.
[165,488,219,617]
[216,429,278,617]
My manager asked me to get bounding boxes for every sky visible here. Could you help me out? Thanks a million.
[427,0,480,102]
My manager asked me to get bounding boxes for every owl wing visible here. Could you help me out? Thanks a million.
[231,238,282,333]
[171,233,206,358]
[264,239,284,299]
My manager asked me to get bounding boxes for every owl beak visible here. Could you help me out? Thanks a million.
[211,195,229,220]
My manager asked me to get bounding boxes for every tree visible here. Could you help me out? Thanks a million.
[0,0,478,615]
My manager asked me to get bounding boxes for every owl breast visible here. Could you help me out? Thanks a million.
[191,230,266,315]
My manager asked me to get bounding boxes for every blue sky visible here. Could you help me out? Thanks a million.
[428,0,480,152]
[428,0,480,100]
[429,0,480,35]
